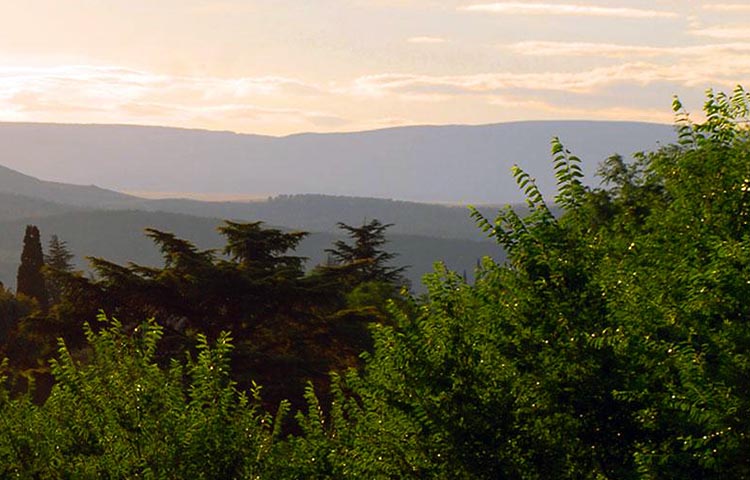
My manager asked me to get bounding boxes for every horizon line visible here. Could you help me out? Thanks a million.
[0,118,673,139]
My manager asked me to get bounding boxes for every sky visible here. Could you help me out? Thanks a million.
[0,0,749,136]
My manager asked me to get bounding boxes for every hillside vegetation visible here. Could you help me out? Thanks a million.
[1,88,749,478]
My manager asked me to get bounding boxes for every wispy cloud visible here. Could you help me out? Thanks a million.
[350,68,639,97]
[489,94,673,123]
[460,2,678,18]
[508,41,750,58]
[0,65,340,131]
[407,36,447,44]
[2,49,747,134]
[690,25,750,40]
[351,53,750,98]
[702,4,750,13]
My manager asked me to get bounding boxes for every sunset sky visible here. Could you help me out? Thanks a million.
[0,0,749,135]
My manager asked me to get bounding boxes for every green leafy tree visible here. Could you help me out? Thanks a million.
[285,86,750,478]
[0,315,284,478]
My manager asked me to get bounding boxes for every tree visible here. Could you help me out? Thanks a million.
[219,220,308,273]
[47,221,366,413]
[16,225,47,310]
[44,235,75,306]
[282,86,750,478]
[325,220,407,286]
[0,315,283,478]
[44,235,74,272]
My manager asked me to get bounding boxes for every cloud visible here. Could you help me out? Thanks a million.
[1,50,747,135]
[488,94,673,123]
[690,25,750,40]
[0,65,339,132]
[460,2,678,18]
[351,52,750,98]
[350,70,633,97]
[508,41,750,58]
[702,4,750,13]
[407,36,447,44]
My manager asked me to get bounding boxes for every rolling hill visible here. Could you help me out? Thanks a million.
[0,164,137,207]
[0,165,502,240]
[0,121,676,204]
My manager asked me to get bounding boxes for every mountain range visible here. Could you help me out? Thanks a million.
[0,120,678,290]
[0,121,676,204]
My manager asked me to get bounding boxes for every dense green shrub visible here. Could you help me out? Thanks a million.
[0,315,284,479]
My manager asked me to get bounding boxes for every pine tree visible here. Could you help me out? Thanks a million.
[326,219,407,286]
[44,235,75,306]
[44,235,74,272]
[16,225,47,310]
[218,220,308,273]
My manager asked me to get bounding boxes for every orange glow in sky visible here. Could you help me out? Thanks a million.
[0,1,748,135]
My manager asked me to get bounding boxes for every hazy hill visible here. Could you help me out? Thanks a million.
[0,164,136,207]
[0,121,675,204]
[0,165,502,239]
[0,192,79,222]
[141,194,502,240]
[0,210,502,292]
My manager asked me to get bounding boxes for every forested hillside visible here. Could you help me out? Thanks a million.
[1,88,749,478]
[0,165,506,290]
[0,210,501,291]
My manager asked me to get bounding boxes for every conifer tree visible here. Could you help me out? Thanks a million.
[326,219,407,286]
[16,225,47,310]
[44,235,74,272]
[44,235,75,306]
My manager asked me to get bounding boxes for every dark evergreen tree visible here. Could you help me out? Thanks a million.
[219,220,308,273]
[44,235,74,272]
[44,235,75,306]
[46,221,361,412]
[325,219,407,286]
[16,225,47,310]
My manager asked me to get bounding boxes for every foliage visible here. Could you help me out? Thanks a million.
[0,314,282,478]
[16,225,47,311]
[13,220,392,413]
[285,86,750,478]
[4,87,750,478]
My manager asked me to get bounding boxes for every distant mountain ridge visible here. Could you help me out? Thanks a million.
[0,165,500,240]
[0,164,137,207]
[0,121,676,204]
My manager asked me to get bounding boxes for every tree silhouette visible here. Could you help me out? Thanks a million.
[326,219,407,286]
[16,225,47,310]
[44,235,75,306]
